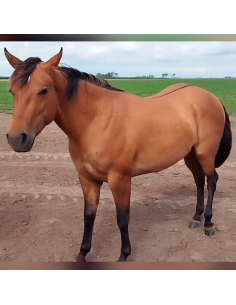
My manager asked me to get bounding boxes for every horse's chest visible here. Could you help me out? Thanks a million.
[70,149,108,182]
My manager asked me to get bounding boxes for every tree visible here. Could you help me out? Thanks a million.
[162,73,168,78]
[96,72,119,79]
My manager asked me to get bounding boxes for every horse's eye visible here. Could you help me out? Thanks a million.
[39,88,49,95]
[9,89,14,96]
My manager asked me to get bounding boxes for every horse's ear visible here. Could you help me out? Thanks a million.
[4,48,22,69]
[45,48,63,71]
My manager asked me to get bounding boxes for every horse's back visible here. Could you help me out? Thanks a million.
[146,83,192,99]
[149,83,226,141]
[145,83,225,121]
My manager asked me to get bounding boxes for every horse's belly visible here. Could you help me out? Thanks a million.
[132,140,192,176]
[131,112,196,176]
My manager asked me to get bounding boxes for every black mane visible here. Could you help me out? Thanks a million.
[58,65,124,100]
[10,57,124,100]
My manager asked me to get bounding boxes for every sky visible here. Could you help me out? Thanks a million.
[1,41,236,78]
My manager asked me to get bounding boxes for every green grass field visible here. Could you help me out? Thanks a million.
[0,81,13,114]
[1,78,236,115]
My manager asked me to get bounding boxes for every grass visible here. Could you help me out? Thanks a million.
[1,78,236,115]
[0,80,13,114]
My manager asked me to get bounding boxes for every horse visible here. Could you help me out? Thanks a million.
[4,47,232,262]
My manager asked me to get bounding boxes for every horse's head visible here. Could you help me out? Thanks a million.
[4,48,63,152]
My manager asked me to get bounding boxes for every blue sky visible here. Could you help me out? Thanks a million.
[1,41,236,78]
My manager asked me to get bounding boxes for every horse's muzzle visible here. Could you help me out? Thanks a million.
[6,132,35,152]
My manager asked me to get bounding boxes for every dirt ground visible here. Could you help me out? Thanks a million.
[0,113,236,262]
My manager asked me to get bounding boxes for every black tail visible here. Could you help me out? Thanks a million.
[215,102,232,168]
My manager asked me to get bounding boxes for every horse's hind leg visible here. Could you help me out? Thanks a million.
[184,148,205,229]
[203,170,218,236]
[196,149,219,237]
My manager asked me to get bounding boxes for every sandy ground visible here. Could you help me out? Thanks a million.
[0,113,236,262]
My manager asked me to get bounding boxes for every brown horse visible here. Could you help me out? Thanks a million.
[4,48,232,262]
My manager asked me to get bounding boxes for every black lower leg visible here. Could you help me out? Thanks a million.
[76,199,96,261]
[184,150,206,229]
[193,174,205,221]
[189,173,205,228]
[204,173,217,235]
[117,208,131,262]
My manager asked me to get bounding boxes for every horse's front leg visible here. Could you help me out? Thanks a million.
[75,173,103,262]
[108,172,131,262]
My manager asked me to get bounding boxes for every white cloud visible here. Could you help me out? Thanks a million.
[1,41,236,78]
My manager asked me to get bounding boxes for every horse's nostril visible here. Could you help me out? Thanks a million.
[6,133,11,145]
[21,133,28,146]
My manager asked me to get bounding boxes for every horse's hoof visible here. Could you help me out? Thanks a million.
[204,225,215,237]
[117,259,126,262]
[188,220,201,229]
[75,255,87,262]
[117,256,127,262]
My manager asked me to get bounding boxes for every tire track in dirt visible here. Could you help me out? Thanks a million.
[0,151,235,167]
[0,151,70,160]
[0,150,235,209]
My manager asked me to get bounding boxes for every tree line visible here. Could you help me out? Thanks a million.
[96,72,156,79]
[96,72,177,79]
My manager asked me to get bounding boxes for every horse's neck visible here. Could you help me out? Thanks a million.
[53,78,116,140]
